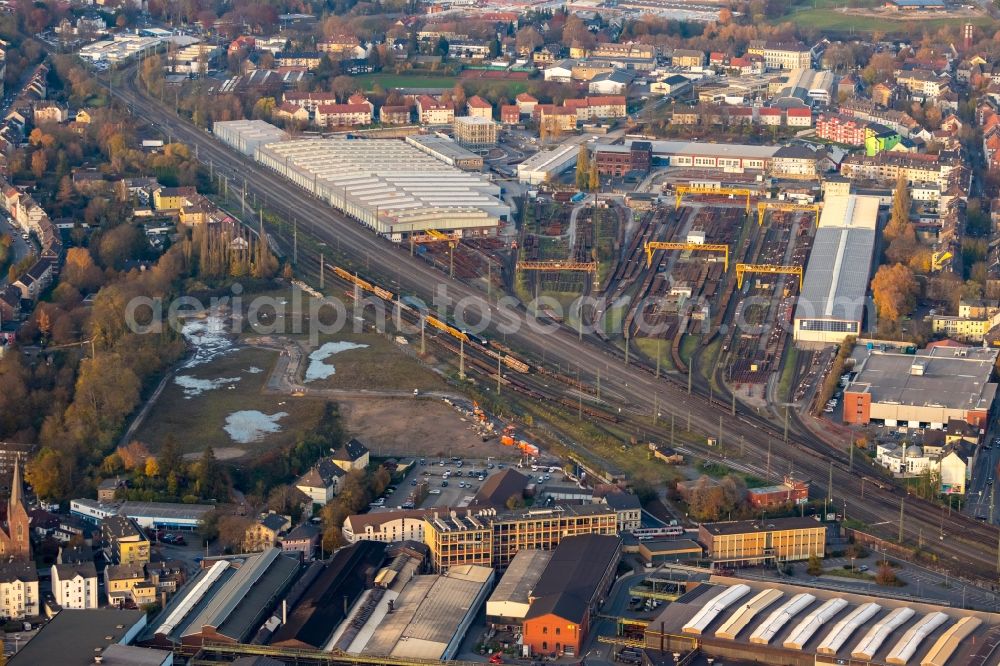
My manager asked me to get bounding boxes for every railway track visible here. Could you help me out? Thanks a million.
[109,71,1000,583]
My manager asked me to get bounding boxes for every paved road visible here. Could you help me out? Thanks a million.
[107,69,1000,581]
[0,220,33,285]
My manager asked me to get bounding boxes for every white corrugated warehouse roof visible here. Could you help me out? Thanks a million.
[796,194,879,324]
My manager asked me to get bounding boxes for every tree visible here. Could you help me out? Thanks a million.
[515,26,543,54]
[26,448,70,499]
[807,553,823,576]
[217,515,252,552]
[871,263,919,323]
[575,146,590,190]
[588,160,599,192]
[885,173,911,242]
[31,150,47,179]
[875,563,897,586]
[118,441,152,471]
[252,97,276,119]
[62,247,104,292]
[145,456,161,478]
[505,493,525,510]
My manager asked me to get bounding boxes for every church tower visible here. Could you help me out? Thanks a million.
[0,458,31,560]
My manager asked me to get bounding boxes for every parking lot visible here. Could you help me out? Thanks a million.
[374,457,565,511]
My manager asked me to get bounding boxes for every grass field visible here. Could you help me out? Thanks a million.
[301,331,448,393]
[352,72,460,90]
[136,347,327,458]
[776,0,996,31]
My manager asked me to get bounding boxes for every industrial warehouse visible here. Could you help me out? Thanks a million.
[793,194,880,343]
[843,345,999,427]
[644,576,999,666]
[213,121,510,239]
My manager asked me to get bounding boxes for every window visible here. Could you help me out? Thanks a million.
[555,628,561,635]
[542,642,548,651]
[542,627,548,635]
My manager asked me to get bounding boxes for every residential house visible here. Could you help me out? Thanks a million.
[416,95,454,125]
[602,493,641,531]
[872,82,895,106]
[295,457,344,506]
[379,104,411,125]
[786,107,812,127]
[32,103,65,124]
[0,285,20,324]
[515,93,538,116]
[101,515,150,566]
[274,52,322,70]
[152,186,196,211]
[12,259,54,302]
[315,102,372,128]
[671,49,704,68]
[283,92,338,113]
[281,523,320,559]
[816,113,868,145]
[0,561,38,619]
[145,560,186,596]
[896,70,951,100]
[97,477,126,502]
[758,107,782,126]
[274,103,310,124]
[51,561,98,609]
[466,95,493,119]
[332,439,370,472]
[500,104,520,125]
[105,562,156,607]
[770,144,824,179]
[245,513,291,552]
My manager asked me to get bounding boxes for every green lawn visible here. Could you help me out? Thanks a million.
[352,73,459,90]
[775,0,997,32]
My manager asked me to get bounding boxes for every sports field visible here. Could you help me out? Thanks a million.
[352,72,459,90]
[775,0,995,32]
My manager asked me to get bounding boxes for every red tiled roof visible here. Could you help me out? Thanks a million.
[467,95,491,108]
[786,108,812,117]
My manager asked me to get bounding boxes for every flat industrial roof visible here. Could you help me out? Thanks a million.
[147,549,300,644]
[256,137,507,227]
[596,139,781,160]
[10,609,146,665]
[488,549,553,607]
[361,565,493,660]
[649,576,1000,666]
[405,134,482,162]
[700,517,823,536]
[848,346,998,411]
[797,195,880,325]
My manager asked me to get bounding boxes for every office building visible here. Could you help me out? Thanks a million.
[698,517,826,564]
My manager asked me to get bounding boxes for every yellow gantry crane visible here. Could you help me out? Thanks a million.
[735,263,803,290]
[411,229,459,247]
[644,242,730,271]
[516,261,598,273]
[674,184,759,213]
[756,200,823,226]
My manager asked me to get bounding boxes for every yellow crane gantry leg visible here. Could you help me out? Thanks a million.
[674,185,757,214]
[756,201,822,226]
[645,242,730,271]
[735,263,803,290]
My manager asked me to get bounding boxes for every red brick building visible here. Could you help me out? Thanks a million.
[747,475,810,508]
[594,140,652,177]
